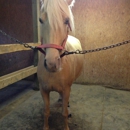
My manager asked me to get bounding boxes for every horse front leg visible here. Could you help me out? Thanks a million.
[62,88,71,130]
[40,87,50,130]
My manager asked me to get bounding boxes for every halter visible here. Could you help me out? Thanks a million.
[36,22,72,55]
[36,34,68,55]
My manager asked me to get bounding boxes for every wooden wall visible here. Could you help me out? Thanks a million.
[73,0,130,90]
[0,0,33,44]
[0,0,34,76]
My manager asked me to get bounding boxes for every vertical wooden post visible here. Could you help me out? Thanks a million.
[32,0,40,90]
[32,0,40,43]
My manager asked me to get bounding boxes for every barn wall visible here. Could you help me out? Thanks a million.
[73,0,130,90]
[0,0,33,44]
[0,0,34,76]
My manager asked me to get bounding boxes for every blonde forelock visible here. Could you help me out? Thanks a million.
[41,0,74,35]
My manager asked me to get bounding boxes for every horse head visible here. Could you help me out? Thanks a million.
[39,0,75,72]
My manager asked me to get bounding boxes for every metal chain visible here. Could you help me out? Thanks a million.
[0,29,130,57]
[0,30,35,49]
[60,40,130,57]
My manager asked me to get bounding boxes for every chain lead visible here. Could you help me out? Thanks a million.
[0,29,35,50]
[60,39,130,57]
[0,29,130,57]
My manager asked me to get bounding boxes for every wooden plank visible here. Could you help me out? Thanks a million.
[0,43,40,54]
[32,0,40,43]
[0,66,37,89]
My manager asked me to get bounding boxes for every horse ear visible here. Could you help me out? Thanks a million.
[40,0,43,4]
[40,0,44,9]
[66,0,75,7]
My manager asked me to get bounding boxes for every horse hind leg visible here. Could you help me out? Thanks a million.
[53,94,72,118]
[67,102,72,118]
[50,93,62,108]
[58,95,72,118]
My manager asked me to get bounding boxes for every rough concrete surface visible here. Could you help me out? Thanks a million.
[0,84,130,130]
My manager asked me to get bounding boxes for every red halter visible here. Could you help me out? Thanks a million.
[36,23,71,55]
[36,35,68,55]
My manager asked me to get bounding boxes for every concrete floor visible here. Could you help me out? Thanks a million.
[0,82,130,130]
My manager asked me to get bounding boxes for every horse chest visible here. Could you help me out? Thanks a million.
[39,72,65,92]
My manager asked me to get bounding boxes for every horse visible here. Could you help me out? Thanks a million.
[37,0,84,130]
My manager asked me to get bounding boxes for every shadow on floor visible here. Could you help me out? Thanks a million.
[0,84,130,130]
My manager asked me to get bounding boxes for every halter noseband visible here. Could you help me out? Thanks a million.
[36,35,68,55]
[36,22,71,55]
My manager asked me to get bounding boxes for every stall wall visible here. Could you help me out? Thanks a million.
[73,0,130,90]
[0,0,34,76]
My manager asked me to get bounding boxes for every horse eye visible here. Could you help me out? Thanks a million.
[39,18,44,24]
[64,19,69,24]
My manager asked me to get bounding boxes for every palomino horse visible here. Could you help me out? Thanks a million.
[37,0,84,130]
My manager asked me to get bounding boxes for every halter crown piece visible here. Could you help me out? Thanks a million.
[36,22,72,55]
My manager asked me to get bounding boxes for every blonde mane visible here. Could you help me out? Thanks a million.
[41,0,75,35]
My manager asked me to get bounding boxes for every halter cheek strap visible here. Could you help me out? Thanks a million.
[36,23,71,55]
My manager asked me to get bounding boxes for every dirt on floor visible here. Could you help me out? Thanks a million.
[0,83,130,130]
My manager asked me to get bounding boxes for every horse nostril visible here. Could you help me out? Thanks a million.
[44,57,61,72]
[57,57,60,60]
[55,57,61,69]
[44,59,47,68]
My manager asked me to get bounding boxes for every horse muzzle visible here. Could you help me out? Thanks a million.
[44,56,61,72]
